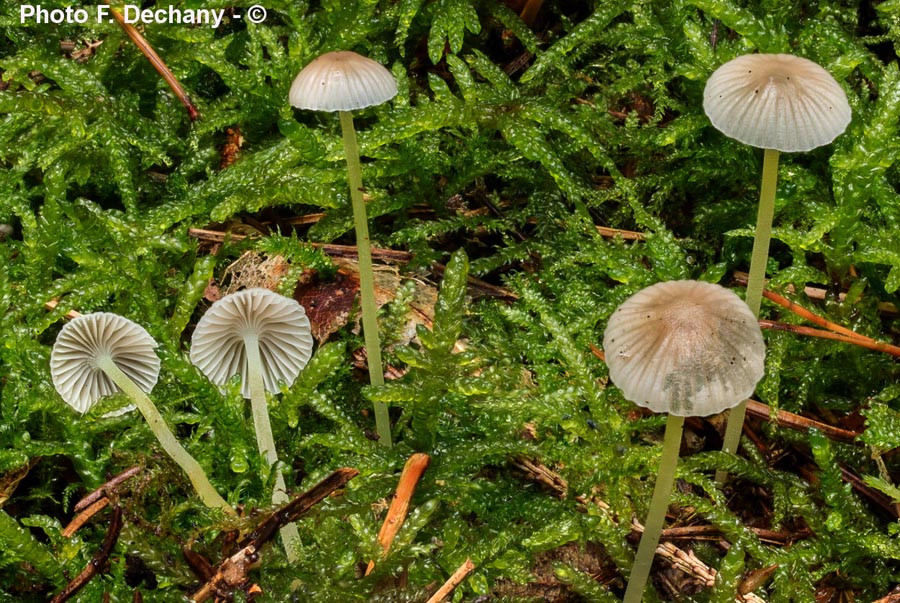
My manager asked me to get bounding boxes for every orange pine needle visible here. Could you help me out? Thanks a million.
[365,453,430,575]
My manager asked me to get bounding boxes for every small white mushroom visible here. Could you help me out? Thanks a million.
[190,288,314,560]
[289,50,398,112]
[190,288,314,400]
[703,53,851,153]
[702,53,849,460]
[50,313,233,513]
[603,280,765,417]
[51,312,159,414]
[603,281,766,603]
[289,50,398,447]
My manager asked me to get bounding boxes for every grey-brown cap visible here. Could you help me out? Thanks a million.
[289,50,397,112]
[703,53,851,153]
[602,280,765,417]
[190,288,314,398]
[50,312,160,414]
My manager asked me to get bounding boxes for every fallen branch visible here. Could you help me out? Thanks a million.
[190,468,359,603]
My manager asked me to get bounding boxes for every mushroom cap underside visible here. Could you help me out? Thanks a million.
[50,312,160,414]
[190,288,314,398]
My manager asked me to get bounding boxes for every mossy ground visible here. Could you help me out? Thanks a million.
[3,1,900,601]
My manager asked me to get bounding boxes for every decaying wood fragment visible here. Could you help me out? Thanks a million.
[189,468,359,603]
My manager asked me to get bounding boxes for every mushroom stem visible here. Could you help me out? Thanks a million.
[94,356,234,514]
[719,147,780,474]
[243,334,301,562]
[338,109,392,448]
[624,414,684,603]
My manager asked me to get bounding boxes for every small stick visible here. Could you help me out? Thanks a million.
[759,319,900,357]
[732,271,898,315]
[44,298,81,319]
[754,286,871,342]
[50,505,124,603]
[188,228,414,263]
[366,453,430,575]
[74,465,142,512]
[596,225,645,240]
[425,558,475,603]
[744,399,860,443]
[191,468,358,602]
[109,8,199,121]
[239,467,359,549]
[62,497,110,538]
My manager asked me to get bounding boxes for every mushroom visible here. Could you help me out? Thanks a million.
[50,312,234,514]
[289,50,397,447]
[703,53,849,457]
[602,280,765,602]
[190,288,314,560]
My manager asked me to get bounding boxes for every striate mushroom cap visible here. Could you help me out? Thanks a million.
[190,288,314,399]
[289,50,398,112]
[51,312,160,414]
[602,280,765,417]
[703,53,851,153]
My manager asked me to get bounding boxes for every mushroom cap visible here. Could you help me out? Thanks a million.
[289,50,398,112]
[703,53,851,152]
[602,280,765,417]
[190,288,314,399]
[50,312,160,414]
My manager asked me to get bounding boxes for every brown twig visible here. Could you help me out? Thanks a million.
[759,319,900,357]
[190,468,359,603]
[50,505,124,603]
[596,225,646,240]
[74,466,142,512]
[425,558,475,603]
[754,286,869,341]
[109,8,199,121]
[62,498,110,538]
[733,271,898,315]
[744,399,860,443]
[188,228,414,263]
[366,453,431,576]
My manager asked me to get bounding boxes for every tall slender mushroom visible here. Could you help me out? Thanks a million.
[602,280,765,602]
[190,288,314,561]
[703,53,850,460]
[50,312,233,514]
[289,50,398,448]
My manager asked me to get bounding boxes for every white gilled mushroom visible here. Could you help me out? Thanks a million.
[289,50,397,448]
[50,313,233,514]
[190,288,314,560]
[602,281,765,602]
[703,53,849,458]
[704,53,851,154]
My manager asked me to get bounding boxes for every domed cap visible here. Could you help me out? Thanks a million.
[51,313,160,414]
[602,280,765,417]
[703,53,851,153]
[190,288,314,398]
[289,50,398,112]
